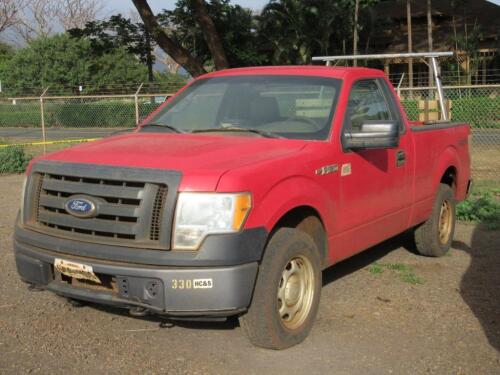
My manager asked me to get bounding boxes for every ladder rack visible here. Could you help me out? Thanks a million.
[312,52,454,121]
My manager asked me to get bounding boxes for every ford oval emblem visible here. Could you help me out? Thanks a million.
[65,196,97,218]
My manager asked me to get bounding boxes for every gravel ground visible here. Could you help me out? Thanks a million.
[0,174,499,374]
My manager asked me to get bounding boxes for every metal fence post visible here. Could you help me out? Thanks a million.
[39,87,49,154]
[134,83,144,126]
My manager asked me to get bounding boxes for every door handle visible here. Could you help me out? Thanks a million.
[396,150,406,167]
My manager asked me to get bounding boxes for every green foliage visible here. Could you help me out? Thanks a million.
[158,0,264,68]
[0,34,148,95]
[457,189,500,230]
[0,42,14,63]
[257,0,381,65]
[153,71,188,88]
[0,42,15,83]
[68,14,155,74]
[0,103,41,127]
[0,146,32,174]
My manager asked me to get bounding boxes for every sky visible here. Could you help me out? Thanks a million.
[105,0,268,15]
[105,0,500,15]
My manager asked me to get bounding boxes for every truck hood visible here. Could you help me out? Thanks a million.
[38,133,307,190]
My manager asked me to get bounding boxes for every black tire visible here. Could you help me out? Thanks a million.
[414,183,456,257]
[239,228,322,349]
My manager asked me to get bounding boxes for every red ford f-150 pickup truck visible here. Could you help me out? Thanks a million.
[14,66,471,349]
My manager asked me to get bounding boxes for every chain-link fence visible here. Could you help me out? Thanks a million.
[0,87,176,155]
[398,84,499,181]
[1,83,498,181]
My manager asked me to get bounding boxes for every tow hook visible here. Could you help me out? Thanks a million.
[129,306,149,317]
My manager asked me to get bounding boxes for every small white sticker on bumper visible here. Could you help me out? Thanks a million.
[193,278,213,289]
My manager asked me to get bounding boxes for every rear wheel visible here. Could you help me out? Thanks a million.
[239,228,322,349]
[414,183,456,257]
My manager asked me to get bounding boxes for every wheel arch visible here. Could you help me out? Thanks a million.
[432,146,461,199]
[248,176,334,267]
[440,165,458,193]
[271,206,329,267]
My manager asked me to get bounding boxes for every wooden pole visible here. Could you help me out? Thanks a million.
[407,0,413,94]
[39,87,49,155]
[427,0,434,89]
[134,83,144,126]
[353,0,359,67]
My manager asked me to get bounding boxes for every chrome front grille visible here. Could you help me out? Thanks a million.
[24,162,181,250]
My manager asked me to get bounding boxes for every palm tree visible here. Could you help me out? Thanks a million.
[259,0,315,65]
[259,0,342,65]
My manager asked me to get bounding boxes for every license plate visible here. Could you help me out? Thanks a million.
[54,258,101,284]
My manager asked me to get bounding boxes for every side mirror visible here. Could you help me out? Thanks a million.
[343,121,400,150]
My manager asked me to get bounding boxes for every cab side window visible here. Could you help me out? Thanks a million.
[345,80,392,132]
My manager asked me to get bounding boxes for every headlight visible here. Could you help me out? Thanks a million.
[19,176,27,219]
[173,192,252,250]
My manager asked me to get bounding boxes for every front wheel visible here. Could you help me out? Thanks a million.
[239,228,322,349]
[414,183,456,257]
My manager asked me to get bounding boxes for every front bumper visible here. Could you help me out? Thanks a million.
[14,238,259,317]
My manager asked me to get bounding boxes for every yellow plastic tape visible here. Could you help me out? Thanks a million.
[0,138,101,148]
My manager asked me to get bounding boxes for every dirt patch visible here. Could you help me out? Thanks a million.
[0,174,499,374]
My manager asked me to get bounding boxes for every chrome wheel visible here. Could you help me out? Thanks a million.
[438,200,453,244]
[277,255,315,330]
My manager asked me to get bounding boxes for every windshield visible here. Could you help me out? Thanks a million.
[145,75,341,140]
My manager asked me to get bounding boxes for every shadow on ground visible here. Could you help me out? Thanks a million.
[455,224,500,352]
[77,230,416,331]
[322,230,417,286]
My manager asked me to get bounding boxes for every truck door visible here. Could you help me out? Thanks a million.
[334,78,413,260]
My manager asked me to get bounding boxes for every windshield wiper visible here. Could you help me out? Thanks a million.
[192,126,282,139]
[140,123,185,133]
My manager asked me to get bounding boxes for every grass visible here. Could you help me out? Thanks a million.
[457,185,500,230]
[368,263,384,274]
[0,144,32,174]
[368,262,424,285]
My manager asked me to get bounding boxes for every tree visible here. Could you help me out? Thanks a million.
[68,14,156,82]
[0,0,25,34]
[0,34,148,93]
[13,0,103,42]
[258,0,379,66]
[0,41,14,77]
[258,0,345,65]
[191,0,228,70]
[15,0,56,42]
[159,0,263,68]
[132,0,206,77]
[56,0,104,30]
